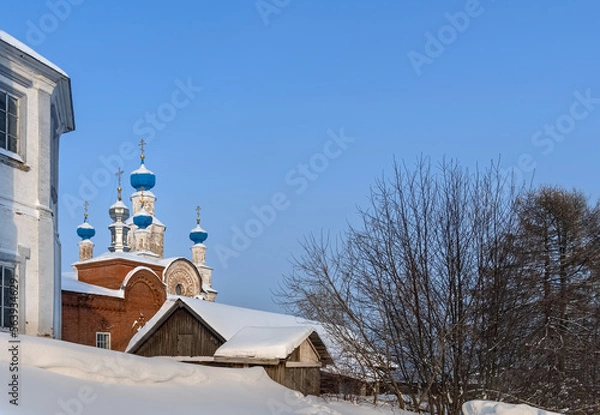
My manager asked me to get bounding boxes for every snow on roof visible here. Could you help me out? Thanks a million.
[73,250,177,268]
[121,265,165,289]
[109,199,128,209]
[0,30,68,77]
[61,272,124,298]
[214,326,315,360]
[0,333,403,414]
[127,297,334,364]
[462,400,562,415]
[127,297,317,353]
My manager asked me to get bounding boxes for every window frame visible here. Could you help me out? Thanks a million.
[0,89,19,155]
[0,264,17,330]
[96,332,111,350]
[0,82,27,169]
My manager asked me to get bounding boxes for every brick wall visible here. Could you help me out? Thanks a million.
[62,265,167,352]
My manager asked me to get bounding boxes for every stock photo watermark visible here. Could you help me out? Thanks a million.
[500,88,600,183]
[214,128,356,268]
[256,0,292,26]
[26,0,85,46]
[5,276,19,407]
[56,385,97,415]
[407,0,486,76]
[61,77,202,219]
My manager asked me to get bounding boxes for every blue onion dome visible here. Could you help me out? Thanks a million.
[77,217,95,240]
[190,206,208,244]
[190,224,208,244]
[133,204,153,229]
[130,161,156,192]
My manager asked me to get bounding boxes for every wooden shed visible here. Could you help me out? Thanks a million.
[126,298,333,396]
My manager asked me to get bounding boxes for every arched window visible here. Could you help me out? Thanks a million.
[175,284,182,295]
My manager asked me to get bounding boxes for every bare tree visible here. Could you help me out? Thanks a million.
[277,157,523,414]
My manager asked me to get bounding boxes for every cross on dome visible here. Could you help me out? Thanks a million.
[115,167,124,200]
[190,205,208,244]
[139,138,146,161]
[130,139,156,191]
[77,200,96,240]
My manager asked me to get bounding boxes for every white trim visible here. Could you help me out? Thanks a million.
[96,332,111,350]
[285,362,322,368]
[120,266,164,289]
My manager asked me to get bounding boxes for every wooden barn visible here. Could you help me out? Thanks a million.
[126,298,333,396]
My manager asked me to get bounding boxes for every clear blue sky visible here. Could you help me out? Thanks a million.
[2,1,600,312]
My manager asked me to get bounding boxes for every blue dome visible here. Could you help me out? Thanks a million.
[133,208,153,229]
[190,224,208,244]
[130,162,156,191]
[77,221,95,240]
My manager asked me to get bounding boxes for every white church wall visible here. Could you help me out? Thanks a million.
[0,32,74,338]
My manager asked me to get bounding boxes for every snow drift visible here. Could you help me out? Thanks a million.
[462,400,564,415]
[0,333,409,415]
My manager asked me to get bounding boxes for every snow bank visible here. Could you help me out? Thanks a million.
[462,400,564,415]
[0,334,412,415]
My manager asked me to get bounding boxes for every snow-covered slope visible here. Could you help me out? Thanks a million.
[462,400,564,415]
[0,334,410,415]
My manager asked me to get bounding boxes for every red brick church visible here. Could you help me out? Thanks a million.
[62,143,216,351]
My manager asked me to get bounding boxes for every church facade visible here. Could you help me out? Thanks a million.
[62,146,217,351]
[0,31,74,338]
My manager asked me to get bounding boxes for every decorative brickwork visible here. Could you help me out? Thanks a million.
[164,259,202,297]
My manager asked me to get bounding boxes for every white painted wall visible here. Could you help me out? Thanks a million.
[0,32,74,337]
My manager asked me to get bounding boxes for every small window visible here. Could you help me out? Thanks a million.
[96,332,111,349]
[0,91,19,154]
[0,265,17,329]
[175,283,182,295]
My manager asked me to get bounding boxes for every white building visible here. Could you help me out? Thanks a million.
[0,31,74,337]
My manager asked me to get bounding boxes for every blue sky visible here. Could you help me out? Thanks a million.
[2,1,600,312]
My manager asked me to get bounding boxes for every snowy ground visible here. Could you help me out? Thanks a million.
[0,333,411,415]
[462,400,563,415]
[0,334,561,414]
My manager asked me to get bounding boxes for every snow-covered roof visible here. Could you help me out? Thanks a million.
[109,199,128,210]
[73,250,177,268]
[214,326,315,360]
[121,266,165,289]
[128,297,312,347]
[62,272,124,298]
[127,297,333,364]
[0,31,68,77]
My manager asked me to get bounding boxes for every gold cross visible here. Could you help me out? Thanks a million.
[83,201,89,220]
[139,139,147,161]
[115,167,124,186]
[196,205,202,224]
[115,168,124,200]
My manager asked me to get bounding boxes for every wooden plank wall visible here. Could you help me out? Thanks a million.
[134,308,223,357]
